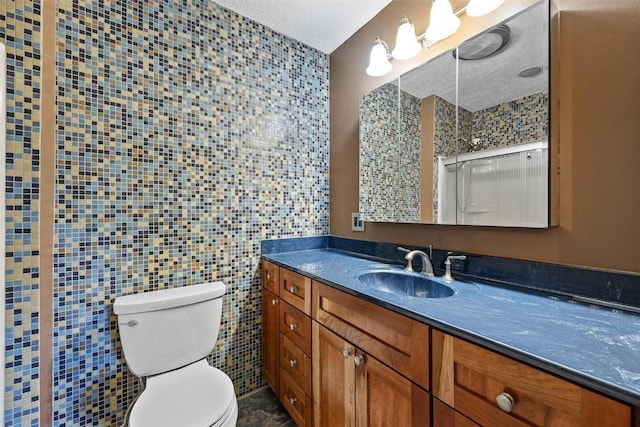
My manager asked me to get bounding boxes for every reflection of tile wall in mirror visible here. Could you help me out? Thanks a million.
[359,83,421,223]
[472,92,548,148]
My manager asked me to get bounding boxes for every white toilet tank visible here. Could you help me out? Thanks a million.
[113,282,226,377]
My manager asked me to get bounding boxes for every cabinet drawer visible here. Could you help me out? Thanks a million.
[313,282,429,390]
[280,334,311,396]
[280,268,312,315]
[262,260,280,294]
[281,370,312,427]
[279,301,311,355]
[432,330,632,427]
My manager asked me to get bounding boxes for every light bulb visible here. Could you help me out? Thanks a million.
[466,0,505,17]
[366,38,392,77]
[391,16,422,60]
[425,0,461,42]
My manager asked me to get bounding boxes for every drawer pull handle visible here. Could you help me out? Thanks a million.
[342,349,352,359]
[289,397,297,406]
[289,323,298,331]
[271,299,278,305]
[354,355,364,366]
[289,359,297,368]
[266,273,271,280]
[289,285,298,294]
[496,392,515,413]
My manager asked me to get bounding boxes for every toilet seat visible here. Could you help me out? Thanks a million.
[129,359,237,427]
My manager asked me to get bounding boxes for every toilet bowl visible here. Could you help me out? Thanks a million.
[114,282,237,427]
[129,360,237,427]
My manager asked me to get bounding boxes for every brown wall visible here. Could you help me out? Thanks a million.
[330,0,640,273]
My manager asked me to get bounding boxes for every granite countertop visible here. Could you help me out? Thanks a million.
[262,248,640,406]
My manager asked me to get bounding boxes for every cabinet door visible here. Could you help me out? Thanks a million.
[432,330,632,427]
[262,288,279,395]
[354,350,430,427]
[312,322,356,427]
[313,282,429,390]
[433,398,480,427]
[262,260,280,294]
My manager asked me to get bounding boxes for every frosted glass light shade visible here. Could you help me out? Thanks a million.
[425,0,461,42]
[366,38,392,76]
[466,0,505,17]
[391,16,422,60]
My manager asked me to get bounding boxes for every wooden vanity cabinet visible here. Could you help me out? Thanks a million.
[432,330,633,427]
[262,260,313,427]
[264,261,636,427]
[312,282,431,427]
[432,398,480,427]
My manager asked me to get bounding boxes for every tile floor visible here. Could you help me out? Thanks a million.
[237,387,294,427]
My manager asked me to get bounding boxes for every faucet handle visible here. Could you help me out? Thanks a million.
[443,254,467,282]
[397,246,410,254]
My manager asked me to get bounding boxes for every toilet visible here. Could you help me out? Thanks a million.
[113,282,238,427]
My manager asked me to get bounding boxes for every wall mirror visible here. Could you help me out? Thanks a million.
[359,0,553,227]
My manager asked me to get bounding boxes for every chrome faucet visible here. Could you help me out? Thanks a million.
[398,247,434,276]
[444,254,467,282]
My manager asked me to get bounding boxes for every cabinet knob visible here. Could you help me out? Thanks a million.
[342,348,352,359]
[289,323,298,331]
[289,359,297,368]
[354,355,364,366]
[271,299,278,305]
[289,285,298,294]
[266,273,271,280]
[496,392,515,413]
[289,397,297,406]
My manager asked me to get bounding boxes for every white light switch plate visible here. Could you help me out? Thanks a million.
[351,212,365,232]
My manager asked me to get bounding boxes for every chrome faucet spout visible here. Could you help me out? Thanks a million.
[398,247,434,276]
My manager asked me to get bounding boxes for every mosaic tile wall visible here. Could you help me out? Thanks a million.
[359,83,421,223]
[1,1,43,426]
[472,92,549,149]
[434,95,473,158]
[53,0,329,425]
[432,95,472,221]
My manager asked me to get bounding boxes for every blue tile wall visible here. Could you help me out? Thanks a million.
[1,1,42,426]
[53,0,329,425]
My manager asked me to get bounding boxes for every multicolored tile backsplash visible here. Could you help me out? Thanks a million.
[1,0,42,425]
[3,0,329,425]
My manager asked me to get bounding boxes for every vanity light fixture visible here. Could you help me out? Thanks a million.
[391,16,422,60]
[366,37,393,77]
[466,0,505,17]
[366,0,505,76]
[425,0,461,42]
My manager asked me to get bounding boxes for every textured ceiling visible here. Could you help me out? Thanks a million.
[400,2,548,111]
[213,0,392,54]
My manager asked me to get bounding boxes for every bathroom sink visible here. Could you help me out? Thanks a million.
[357,270,454,298]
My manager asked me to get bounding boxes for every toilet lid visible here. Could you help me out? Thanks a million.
[130,359,236,427]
